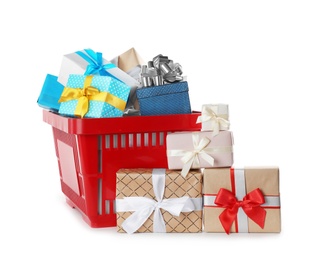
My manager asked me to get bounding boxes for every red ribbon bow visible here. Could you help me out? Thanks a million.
[214,188,266,234]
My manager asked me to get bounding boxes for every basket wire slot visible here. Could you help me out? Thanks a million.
[98,178,102,215]
[98,135,102,173]
[159,132,164,146]
[105,200,110,214]
[136,133,141,147]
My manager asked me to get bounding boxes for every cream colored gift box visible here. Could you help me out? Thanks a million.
[196,104,230,135]
[167,131,234,177]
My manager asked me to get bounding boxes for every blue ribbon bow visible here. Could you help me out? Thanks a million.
[76,49,118,79]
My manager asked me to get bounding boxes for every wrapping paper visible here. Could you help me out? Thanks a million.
[167,131,234,177]
[196,104,230,135]
[57,49,139,87]
[110,47,144,81]
[116,168,203,233]
[203,167,281,233]
[37,74,64,111]
[136,81,191,116]
[57,49,140,114]
[110,48,145,113]
[58,74,130,118]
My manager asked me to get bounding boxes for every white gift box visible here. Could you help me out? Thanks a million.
[197,104,230,135]
[57,49,140,88]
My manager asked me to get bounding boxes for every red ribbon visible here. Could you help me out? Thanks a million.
[214,188,266,234]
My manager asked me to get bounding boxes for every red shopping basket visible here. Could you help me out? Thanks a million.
[43,110,201,228]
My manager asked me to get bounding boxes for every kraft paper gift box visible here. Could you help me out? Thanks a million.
[116,168,203,234]
[37,74,64,111]
[203,167,281,234]
[57,48,140,113]
[58,74,131,118]
[110,47,144,82]
[110,47,145,114]
[167,131,234,177]
[136,81,191,116]
[196,104,230,136]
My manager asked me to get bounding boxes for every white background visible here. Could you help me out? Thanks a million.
[1,0,324,259]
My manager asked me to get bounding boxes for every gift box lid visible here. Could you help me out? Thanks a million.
[37,74,64,111]
[136,81,188,99]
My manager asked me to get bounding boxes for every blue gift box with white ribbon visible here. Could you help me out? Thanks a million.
[136,81,191,116]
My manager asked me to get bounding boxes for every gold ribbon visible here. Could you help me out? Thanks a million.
[59,75,126,118]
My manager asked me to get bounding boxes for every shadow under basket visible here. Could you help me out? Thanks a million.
[42,109,201,228]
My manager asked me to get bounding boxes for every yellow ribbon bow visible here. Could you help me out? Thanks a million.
[58,75,126,118]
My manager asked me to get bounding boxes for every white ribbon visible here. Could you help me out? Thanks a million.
[168,133,227,177]
[204,195,281,207]
[180,134,214,177]
[116,168,202,234]
[196,106,230,136]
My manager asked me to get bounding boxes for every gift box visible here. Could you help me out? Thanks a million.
[203,167,281,233]
[136,81,191,116]
[58,74,131,118]
[110,47,144,81]
[37,74,64,111]
[196,104,230,136]
[57,48,140,87]
[57,48,140,114]
[167,131,234,177]
[116,168,203,233]
[110,48,145,114]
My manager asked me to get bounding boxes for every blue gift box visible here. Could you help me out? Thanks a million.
[136,81,191,116]
[37,74,64,111]
[58,74,131,118]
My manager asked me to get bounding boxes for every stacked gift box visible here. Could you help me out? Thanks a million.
[38,48,281,234]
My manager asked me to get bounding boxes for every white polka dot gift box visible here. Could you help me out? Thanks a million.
[58,74,131,118]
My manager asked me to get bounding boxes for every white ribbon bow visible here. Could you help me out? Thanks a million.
[196,106,230,136]
[180,134,215,177]
[116,169,202,234]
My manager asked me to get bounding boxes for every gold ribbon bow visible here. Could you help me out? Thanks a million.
[59,75,126,118]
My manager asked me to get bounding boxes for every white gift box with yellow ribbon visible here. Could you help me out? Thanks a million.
[196,104,230,136]
[166,131,234,177]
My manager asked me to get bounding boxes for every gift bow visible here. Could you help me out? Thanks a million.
[116,169,201,234]
[196,106,230,136]
[180,134,215,177]
[215,188,266,234]
[76,49,117,76]
[59,75,126,118]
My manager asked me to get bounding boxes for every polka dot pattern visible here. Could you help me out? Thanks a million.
[59,74,131,118]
